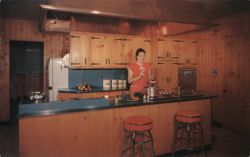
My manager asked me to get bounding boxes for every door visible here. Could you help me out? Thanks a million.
[9,41,43,117]
[222,34,248,132]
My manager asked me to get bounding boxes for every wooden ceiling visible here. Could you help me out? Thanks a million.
[1,0,249,25]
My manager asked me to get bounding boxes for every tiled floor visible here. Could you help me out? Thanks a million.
[0,119,249,157]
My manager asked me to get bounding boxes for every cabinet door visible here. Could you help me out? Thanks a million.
[189,41,199,65]
[168,62,179,91]
[89,34,107,67]
[106,35,123,67]
[174,40,187,66]
[69,32,88,68]
[156,62,170,91]
[123,36,135,66]
[157,38,168,59]
[134,37,152,63]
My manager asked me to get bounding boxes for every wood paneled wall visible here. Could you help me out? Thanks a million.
[0,19,67,121]
[0,16,3,112]
[197,11,250,135]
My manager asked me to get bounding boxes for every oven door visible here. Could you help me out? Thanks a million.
[179,68,197,92]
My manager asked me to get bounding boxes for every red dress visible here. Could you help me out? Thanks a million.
[127,63,151,97]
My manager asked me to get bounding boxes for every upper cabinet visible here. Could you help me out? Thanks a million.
[157,38,178,62]
[122,36,136,66]
[69,31,88,68]
[88,34,108,67]
[134,37,152,63]
[69,32,152,69]
[174,39,199,66]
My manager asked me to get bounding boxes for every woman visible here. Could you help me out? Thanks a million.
[127,48,152,99]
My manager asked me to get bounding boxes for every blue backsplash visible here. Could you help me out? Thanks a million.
[69,69,128,88]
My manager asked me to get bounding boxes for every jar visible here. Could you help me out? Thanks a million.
[111,79,118,90]
[122,80,127,89]
[103,79,111,90]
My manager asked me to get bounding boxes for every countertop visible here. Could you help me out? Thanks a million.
[19,92,217,118]
[58,87,129,93]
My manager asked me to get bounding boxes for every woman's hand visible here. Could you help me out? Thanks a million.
[138,66,145,77]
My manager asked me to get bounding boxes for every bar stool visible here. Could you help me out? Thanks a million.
[123,115,155,157]
[172,110,207,157]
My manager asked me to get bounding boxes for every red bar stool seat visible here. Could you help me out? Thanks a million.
[172,110,207,157]
[123,116,155,157]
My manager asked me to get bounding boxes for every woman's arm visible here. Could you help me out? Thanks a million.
[127,68,144,84]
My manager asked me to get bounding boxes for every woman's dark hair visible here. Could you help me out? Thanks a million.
[135,48,146,60]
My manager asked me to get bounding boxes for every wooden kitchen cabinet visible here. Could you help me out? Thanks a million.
[156,61,178,91]
[122,36,136,66]
[106,35,124,67]
[177,39,199,66]
[69,31,88,68]
[69,32,151,69]
[157,38,178,62]
[88,34,108,68]
[156,38,179,91]
[106,35,136,67]
[134,37,152,63]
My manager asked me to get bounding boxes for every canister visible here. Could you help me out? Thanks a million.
[112,79,118,90]
[118,80,123,89]
[103,79,111,90]
[122,80,127,89]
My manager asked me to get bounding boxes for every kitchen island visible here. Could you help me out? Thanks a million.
[19,93,216,157]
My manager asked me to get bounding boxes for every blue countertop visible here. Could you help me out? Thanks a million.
[19,92,217,118]
[58,87,129,93]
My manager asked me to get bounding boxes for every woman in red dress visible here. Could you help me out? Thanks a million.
[127,48,152,99]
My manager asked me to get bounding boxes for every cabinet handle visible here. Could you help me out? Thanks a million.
[115,38,123,41]
[172,62,179,65]
[71,63,80,65]
[84,58,87,64]
[144,40,151,42]
[105,59,107,64]
[158,62,165,64]
[123,63,130,65]
[91,63,101,65]
[108,59,110,64]
[157,39,165,41]
[91,36,100,39]
[71,35,80,38]
[123,38,131,41]
[158,56,166,59]
[171,56,178,59]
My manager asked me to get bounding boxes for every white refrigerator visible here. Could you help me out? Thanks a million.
[48,58,69,101]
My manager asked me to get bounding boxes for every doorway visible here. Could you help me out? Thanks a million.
[9,41,44,116]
